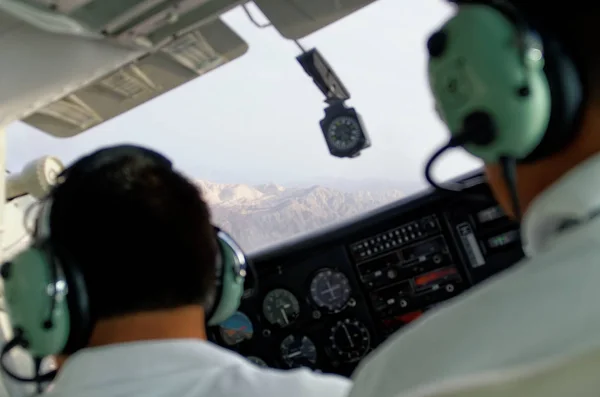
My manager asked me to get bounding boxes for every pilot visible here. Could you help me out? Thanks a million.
[348,1,600,397]
[0,144,351,397]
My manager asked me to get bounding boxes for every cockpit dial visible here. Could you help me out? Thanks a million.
[280,334,318,368]
[310,268,351,312]
[262,288,300,327]
[329,319,370,362]
[218,311,254,346]
[325,116,363,152]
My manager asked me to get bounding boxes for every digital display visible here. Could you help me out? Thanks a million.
[487,230,520,248]
[476,206,504,223]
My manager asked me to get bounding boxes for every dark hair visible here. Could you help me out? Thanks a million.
[508,1,600,92]
[46,145,218,320]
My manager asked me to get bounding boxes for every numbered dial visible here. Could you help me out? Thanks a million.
[329,319,370,362]
[280,334,318,368]
[262,289,300,327]
[326,116,362,151]
[310,269,351,312]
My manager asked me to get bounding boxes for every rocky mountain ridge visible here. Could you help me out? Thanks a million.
[195,180,404,252]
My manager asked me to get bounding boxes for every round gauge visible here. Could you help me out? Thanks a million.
[262,288,300,327]
[280,334,318,368]
[247,356,268,367]
[326,116,362,151]
[218,311,254,346]
[310,268,351,312]
[329,319,371,362]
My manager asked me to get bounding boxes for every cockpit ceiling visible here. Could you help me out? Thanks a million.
[2,0,378,136]
[11,0,378,39]
[1,0,246,47]
[21,18,248,137]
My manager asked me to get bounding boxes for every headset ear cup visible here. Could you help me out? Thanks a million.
[522,36,584,162]
[206,230,247,326]
[427,4,554,162]
[58,257,91,355]
[2,248,70,357]
[205,251,223,325]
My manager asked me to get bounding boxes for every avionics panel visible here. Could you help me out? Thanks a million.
[444,202,523,284]
[209,174,525,377]
[349,214,467,336]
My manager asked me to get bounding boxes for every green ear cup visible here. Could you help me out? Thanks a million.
[427,4,551,163]
[206,233,247,326]
[2,248,70,357]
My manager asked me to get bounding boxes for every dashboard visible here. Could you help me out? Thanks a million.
[207,173,524,377]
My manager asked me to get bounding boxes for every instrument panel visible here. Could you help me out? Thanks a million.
[209,245,375,376]
[208,174,525,377]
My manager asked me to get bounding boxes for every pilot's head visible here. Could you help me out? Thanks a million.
[482,2,600,215]
[47,144,218,351]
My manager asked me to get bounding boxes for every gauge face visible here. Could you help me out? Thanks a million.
[329,319,371,362]
[262,289,300,327]
[218,311,254,346]
[280,334,318,368]
[247,356,268,367]
[310,269,351,312]
[326,116,362,151]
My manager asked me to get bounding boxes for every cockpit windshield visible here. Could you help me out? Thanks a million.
[6,0,480,253]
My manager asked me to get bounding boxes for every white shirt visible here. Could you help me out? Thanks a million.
[348,153,600,397]
[46,339,352,397]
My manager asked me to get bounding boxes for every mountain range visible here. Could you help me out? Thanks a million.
[196,180,405,252]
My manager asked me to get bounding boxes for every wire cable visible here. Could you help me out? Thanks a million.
[425,134,473,192]
[424,134,490,202]
[499,156,522,220]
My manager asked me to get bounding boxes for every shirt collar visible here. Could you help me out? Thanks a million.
[522,152,600,257]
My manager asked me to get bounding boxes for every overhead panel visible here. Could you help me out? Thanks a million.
[16,0,244,37]
[17,0,176,32]
[0,7,23,32]
[68,0,163,32]
[129,0,243,47]
[0,0,101,37]
[0,9,144,128]
[2,1,246,45]
[20,0,95,14]
[36,95,103,131]
[253,0,378,40]
[21,17,248,137]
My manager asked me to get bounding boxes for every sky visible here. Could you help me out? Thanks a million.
[4,0,481,191]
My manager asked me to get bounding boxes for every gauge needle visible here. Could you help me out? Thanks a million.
[288,351,301,357]
[281,308,289,324]
[343,325,354,348]
[325,281,340,298]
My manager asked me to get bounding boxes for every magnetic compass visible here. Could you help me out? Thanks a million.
[326,116,363,152]
[320,101,370,158]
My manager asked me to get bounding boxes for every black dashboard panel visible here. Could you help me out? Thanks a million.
[208,173,525,377]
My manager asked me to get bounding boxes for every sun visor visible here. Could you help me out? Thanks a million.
[253,0,377,40]
[21,18,248,138]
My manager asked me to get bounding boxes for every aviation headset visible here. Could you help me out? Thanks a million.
[425,0,584,215]
[0,145,249,383]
